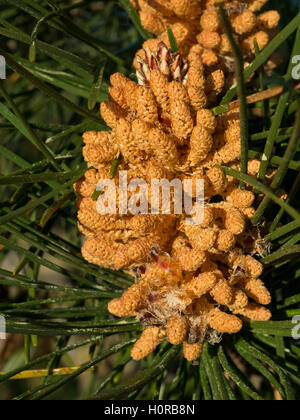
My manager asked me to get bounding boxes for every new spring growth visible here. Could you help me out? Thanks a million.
[75,38,274,361]
[131,0,281,99]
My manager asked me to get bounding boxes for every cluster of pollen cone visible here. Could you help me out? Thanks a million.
[74,0,277,362]
[132,0,281,91]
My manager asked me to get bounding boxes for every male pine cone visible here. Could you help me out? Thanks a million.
[75,38,272,361]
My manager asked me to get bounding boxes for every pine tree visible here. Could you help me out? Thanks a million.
[0,0,299,400]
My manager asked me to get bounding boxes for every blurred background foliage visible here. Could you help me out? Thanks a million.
[0,0,299,400]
